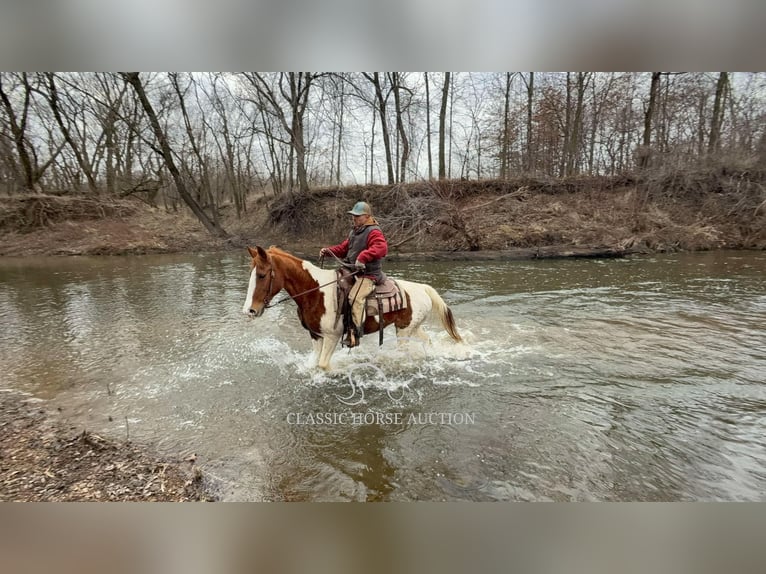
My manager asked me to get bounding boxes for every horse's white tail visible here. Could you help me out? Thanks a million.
[424,285,462,342]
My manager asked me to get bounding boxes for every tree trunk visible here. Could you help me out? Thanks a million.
[501,72,511,179]
[659,74,670,154]
[425,72,433,179]
[708,72,728,154]
[290,73,310,193]
[696,92,707,156]
[0,73,40,192]
[369,111,375,184]
[438,72,450,180]
[123,73,228,239]
[560,73,572,177]
[448,73,455,178]
[640,72,661,168]
[336,86,343,186]
[391,72,409,183]
[588,76,599,174]
[293,112,309,192]
[567,72,587,176]
[366,73,394,185]
[526,72,534,173]
[757,127,766,167]
[104,104,117,196]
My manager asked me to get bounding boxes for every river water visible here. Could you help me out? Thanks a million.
[0,250,764,501]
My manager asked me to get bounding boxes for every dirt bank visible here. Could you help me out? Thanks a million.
[0,195,224,257]
[253,169,766,257]
[0,390,216,501]
[2,167,763,259]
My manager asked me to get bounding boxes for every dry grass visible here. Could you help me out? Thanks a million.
[2,165,764,257]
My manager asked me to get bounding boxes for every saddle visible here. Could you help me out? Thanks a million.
[335,268,407,345]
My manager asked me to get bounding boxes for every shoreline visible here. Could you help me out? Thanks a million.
[0,389,217,502]
[2,171,764,259]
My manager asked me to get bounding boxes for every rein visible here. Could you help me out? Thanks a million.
[263,262,360,308]
[320,250,358,270]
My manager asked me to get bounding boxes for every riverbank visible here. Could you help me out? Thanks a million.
[0,390,216,501]
[2,167,764,259]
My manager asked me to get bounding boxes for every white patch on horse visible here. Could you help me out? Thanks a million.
[395,279,431,323]
[242,267,258,315]
[302,261,339,337]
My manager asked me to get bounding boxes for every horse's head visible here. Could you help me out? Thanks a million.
[243,246,283,317]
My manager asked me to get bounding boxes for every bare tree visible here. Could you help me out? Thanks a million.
[0,73,61,192]
[242,73,317,193]
[639,72,662,168]
[500,72,512,179]
[438,72,450,180]
[565,72,590,175]
[708,72,729,153]
[333,76,345,186]
[123,72,228,239]
[203,73,249,216]
[524,72,535,173]
[362,72,395,185]
[87,73,130,196]
[169,73,222,224]
[42,73,100,194]
[390,72,412,183]
[424,72,433,179]
[3,71,766,202]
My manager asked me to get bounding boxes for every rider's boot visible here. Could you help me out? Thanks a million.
[344,323,362,348]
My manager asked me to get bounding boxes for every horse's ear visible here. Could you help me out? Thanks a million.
[256,246,269,261]
[246,246,258,259]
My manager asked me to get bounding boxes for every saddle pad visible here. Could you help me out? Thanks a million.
[365,279,406,316]
[373,277,399,297]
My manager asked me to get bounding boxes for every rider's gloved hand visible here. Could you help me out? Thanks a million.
[354,259,366,272]
[319,248,330,257]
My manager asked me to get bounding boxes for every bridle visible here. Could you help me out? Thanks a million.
[248,252,364,341]
[260,268,277,308]
[256,262,361,310]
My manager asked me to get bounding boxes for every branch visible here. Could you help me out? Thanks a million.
[460,187,529,212]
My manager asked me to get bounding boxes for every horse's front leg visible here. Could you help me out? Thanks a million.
[317,336,340,370]
[310,338,322,366]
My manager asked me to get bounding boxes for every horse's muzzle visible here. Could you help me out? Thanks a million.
[248,307,264,317]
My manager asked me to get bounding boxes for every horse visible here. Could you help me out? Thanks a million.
[242,246,462,370]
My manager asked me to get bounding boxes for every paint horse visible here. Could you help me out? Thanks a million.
[242,246,462,370]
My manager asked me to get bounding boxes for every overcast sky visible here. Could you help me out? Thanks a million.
[0,1,763,69]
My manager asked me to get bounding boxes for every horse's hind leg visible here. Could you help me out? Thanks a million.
[396,324,430,346]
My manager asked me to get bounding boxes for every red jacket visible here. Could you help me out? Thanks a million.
[327,225,388,279]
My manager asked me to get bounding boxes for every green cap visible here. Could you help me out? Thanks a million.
[348,201,372,216]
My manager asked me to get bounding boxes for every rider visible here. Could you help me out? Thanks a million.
[319,201,388,348]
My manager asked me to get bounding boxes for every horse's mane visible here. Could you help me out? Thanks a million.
[266,246,315,270]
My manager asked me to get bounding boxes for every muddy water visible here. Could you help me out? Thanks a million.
[0,251,764,501]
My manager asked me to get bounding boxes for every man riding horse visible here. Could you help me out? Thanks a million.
[319,201,388,348]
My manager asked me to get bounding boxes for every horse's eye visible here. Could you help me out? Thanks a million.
[257,273,267,280]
